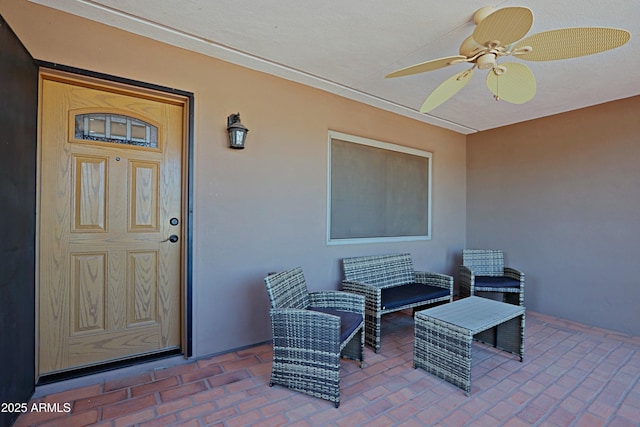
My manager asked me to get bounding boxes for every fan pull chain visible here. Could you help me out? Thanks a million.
[492,65,507,101]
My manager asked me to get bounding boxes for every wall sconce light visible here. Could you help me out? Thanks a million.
[227,113,249,149]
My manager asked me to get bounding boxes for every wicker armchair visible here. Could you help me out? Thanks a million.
[459,249,525,306]
[264,267,365,407]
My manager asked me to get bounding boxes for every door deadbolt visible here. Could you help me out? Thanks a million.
[170,217,179,226]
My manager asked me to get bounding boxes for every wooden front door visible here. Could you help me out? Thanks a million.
[38,72,186,376]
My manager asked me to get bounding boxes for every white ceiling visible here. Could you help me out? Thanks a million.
[31,0,640,134]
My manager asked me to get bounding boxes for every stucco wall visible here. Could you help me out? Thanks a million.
[467,96,640,337]
[1,0,467,358]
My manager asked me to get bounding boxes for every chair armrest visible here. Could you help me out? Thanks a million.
[504,267,525,282]
[459,265,474,283]
[309,291,365,315]
[415,271,453,291]
[270,308,340,353]
[341,280,382,315]
[459,265,474,298]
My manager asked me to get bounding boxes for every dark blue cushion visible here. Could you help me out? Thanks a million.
[308,308,363,343]
[475,276,520,289]
[381,283,450,310]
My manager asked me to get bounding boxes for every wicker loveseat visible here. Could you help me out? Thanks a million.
[341,253,453,353]
[264,267,365,407]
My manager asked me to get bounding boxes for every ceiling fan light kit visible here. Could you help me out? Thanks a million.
[386,6,631,113]
[476,53,496,70]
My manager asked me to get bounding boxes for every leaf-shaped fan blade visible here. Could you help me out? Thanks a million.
[420,69,474,112]
[473,7,533,47]
[385,56,467,78]
[486,62,536,104]
[513,28,631,61]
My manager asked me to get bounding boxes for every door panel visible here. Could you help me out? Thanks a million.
[70,251,107,334]
[130,161,159,231]
[74,155,108,231]
[39,76,184,375]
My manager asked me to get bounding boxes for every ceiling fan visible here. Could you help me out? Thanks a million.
[385,6,631,112]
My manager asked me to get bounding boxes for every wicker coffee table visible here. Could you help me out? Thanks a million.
[414,296,525,395]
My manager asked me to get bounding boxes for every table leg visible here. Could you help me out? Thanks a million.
[414,315,473,395]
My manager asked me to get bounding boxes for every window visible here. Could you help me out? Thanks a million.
[74,113,158,148]
[327,131,432,245]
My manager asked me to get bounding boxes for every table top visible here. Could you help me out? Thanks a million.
[415,296,525,334]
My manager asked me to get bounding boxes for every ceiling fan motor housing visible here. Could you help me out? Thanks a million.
[473,6,496,25]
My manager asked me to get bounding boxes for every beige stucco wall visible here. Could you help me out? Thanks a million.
[467,96,640,336]
[1,1,467,357]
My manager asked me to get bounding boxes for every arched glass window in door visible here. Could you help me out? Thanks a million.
[74,113,158,148]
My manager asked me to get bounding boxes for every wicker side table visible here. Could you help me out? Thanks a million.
[414,296,525,395]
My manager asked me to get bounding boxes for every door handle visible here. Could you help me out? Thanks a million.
[161,234,179,243]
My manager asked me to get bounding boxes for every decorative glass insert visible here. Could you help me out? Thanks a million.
[74,113,158,148]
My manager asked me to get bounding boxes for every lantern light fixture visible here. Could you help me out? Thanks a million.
[227,113,249,149]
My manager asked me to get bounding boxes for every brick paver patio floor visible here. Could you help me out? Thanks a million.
[14,310,640,426]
